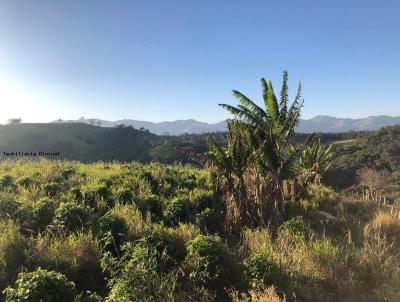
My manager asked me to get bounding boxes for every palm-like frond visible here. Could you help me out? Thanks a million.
[232,90,268,122]
[263,80,279,121]
[297,138,333,175]
[206,120,253,183]
[219,104,262,126]
[206,135,233,175]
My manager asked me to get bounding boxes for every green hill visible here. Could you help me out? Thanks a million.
[323,125,400,189]
[0,123,167,162]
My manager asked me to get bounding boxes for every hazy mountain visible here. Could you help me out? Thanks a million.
[52,118,227,135]
[52,115,400,135]
[298,115,400,133]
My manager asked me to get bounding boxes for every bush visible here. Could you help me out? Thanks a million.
[278,216,310,239]
[142,224,198,267]
[54,203,92,232]
[164,197,188,226]
[96,186,114,207]
[140,195,163,220]
[84,191,97,208]
[18,176,33,188]
[195,208,220,234]
[192,191,214,211]
[98,213,128,253]
[185,235,232,286]
[309,239,339,268]
[3,268,76,302]
[0,221,27,292]
[0,199,20,220]
[61,167,75,180]
[106,243,176,302]
[243,245,280,285]
[44,182,63,197]
[72,188,83,202]
[116,188,134,204]
[110,204,152,239]
[19,198,56,232]
[0,175,16,191]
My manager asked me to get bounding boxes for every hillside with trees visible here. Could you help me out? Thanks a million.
[1,121,400,187]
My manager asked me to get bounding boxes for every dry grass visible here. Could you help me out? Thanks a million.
[239,228,272,258]
[111,203,152,238]
[30,232,104,291]
[365,211,400,245]
[230,283,286,302]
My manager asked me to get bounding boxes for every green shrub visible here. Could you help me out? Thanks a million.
[307,184,340,213]
[20,198,56,231]
[98,213,128,253]
[195,208,220,234]
[140,195,163,220]
[0,221,27,292]
[84,190,97,208]
[0,175,16,191]
[96,186,114,207]
[165,197,188,226]
[44,182,63,197]
[54,203,92,232]
[180,174,197,190]
[193,191,214,211]
[3,268,76,302]
[141,225,187,267]
[310,239,339,267]
[18,176,33,188]
[243,245,280,285]
[0,199,20,220]
[116,188,134,204]
[72,188,83,202]
[278,216,310,238]
[61,167,75,180]
[185,235,232,286]
[106,243,176,302]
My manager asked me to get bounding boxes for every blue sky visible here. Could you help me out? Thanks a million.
[0,0,399,123]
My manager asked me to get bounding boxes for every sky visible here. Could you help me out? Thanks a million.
[0,0,399,123]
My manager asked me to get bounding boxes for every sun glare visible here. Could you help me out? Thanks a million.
[0,76,55,124]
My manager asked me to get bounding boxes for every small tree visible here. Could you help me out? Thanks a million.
[358,168,389,204]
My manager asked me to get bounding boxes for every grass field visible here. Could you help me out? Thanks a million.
[0,159,399,301]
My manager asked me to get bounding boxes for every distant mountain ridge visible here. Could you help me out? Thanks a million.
[52,115,400,135]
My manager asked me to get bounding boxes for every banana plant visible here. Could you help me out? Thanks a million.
[218,71,303,224]
[296,137,333,187]
[206,120,253,232]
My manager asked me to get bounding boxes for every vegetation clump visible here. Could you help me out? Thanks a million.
[3,268,76,302]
